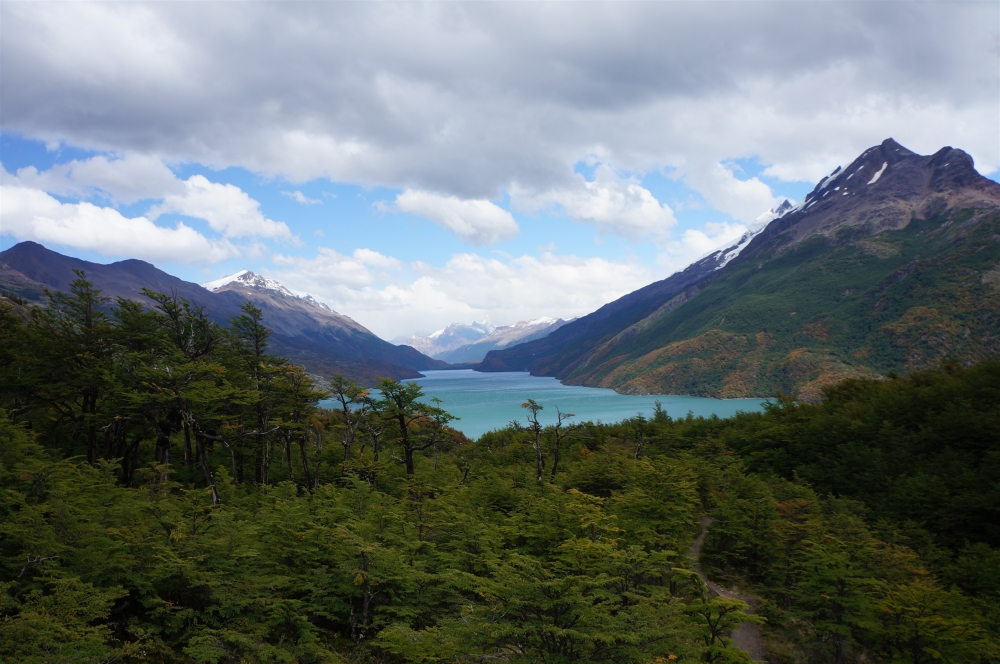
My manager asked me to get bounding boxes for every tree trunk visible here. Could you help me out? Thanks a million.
[550,438,561,481]
[298,437,313,490]
[196,436,219,505]
[183,420,194,467]
[155,427,171,483]
[534,430,544,482]
[399,413,415,475]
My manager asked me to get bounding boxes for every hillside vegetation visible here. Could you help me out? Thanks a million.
[481,140,1000,400]
[567,208,1000,400]
[1,278,998,663]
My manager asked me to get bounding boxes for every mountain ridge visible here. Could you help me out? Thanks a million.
[0,242,446,385]
[435,317,571,364]
[481,138,1000,399]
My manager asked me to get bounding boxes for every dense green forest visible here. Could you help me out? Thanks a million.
[1,275,998,663]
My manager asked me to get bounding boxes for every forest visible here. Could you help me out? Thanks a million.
[1,273,998,663]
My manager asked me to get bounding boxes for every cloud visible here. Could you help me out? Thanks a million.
[282,190,321,205]
[269,247,655,339]
[1,2,995,201]
[4,158,292,242]
[149,175,292,239]
[682,161,779,224]
[394,189,519,246]
[273,247,401,290]
[656,221,749,277]
[2,2,998,337]
[11,153,182,204]
[0,182,237,264]
[512,165,676,241]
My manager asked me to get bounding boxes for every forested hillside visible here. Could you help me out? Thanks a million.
[482,140,1000,400]
[1,277,998,663]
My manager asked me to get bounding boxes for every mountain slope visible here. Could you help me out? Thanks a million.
[201,268,447,378]
[482,139,1000,399]
[476,207,795,377]
[435,317,571,364]
[0,243,446,383]
[395,321,496,357]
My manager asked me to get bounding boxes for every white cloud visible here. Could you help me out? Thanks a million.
[282,190,321,205]
[656,221,749,277]
[1,2,995,196]
[149,175,292,239]
[0,183,237,264]
[5,159,294,242]
[11,153,182,204]
[681,162,780,224]
[272,247,402,290]
[512,165,676,241]
[394,189,519,246]
[269,247,655,339]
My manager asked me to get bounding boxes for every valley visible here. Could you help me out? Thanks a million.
[2,140,999,664]
[3,4,999,662]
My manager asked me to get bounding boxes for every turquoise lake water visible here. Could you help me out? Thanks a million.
[386,370,767,439]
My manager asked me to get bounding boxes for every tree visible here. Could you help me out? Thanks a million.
[329,374,369,461]
[117,290,229,492]
[549,407,578,481]
[376,378,453,476]
[271,364,324,489]
[28,272,115,464]
[226,302,284,485]
[522,398,545,482]
[685,595,762,663]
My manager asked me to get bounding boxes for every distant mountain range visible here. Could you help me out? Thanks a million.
[481,138,1000,399]
[0,243,446,384]
[399,318,571,364]
[395,321,498,357]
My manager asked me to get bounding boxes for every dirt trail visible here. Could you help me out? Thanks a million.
[687,516,767,662]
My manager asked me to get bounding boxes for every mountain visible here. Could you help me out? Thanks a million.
[481,138,1000,399]
[436,317,571,364]
[0,242,446,384]
[395,321,496,357]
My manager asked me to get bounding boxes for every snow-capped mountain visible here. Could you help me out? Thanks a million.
[395,321,496,356]
[202,269,331,310]
[434,317,572,364]
[396,318,571,363]
[480,138,1000,399]
[712,199,795,270]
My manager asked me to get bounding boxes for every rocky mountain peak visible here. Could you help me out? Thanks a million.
[202,269,295,297]
[200,270,332,312]
[743,138,1000,253]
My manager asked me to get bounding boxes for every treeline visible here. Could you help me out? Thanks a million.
[0,273,461,497]
[0,277,998,663]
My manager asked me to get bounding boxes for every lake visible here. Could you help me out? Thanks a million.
[398,370,767,439]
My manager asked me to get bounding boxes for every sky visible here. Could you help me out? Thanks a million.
[1,2,998,340]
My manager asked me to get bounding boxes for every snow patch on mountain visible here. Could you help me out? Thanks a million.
[427,320,495,341]
[202,269,251,292]
[433,317,572,363]
[202,269,331,310]
[396,321,496,356]
[713,199,793,270]
[868,162,888,185]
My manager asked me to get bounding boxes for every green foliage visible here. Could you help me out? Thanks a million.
[1,274,998,662]
[721,359,1000,550]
